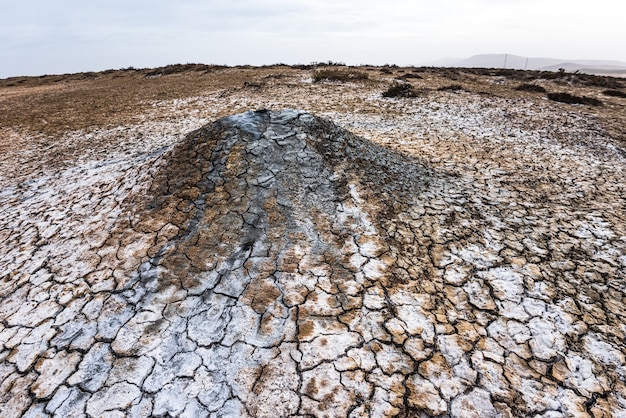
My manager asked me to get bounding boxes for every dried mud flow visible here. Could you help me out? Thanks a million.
[1,67,626,418]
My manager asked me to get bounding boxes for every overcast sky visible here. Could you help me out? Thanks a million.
[1,0,624,78]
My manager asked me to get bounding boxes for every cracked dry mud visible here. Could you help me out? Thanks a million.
[1,72,626,418]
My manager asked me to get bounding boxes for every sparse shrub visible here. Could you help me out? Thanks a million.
[459,67,624,88]
[243,81,264,89]
[397,73,423,80]
[143,63,216,77]
[515,83,547,93]
[547,92,602,106]
[313,69,369,83]
[494,69,519,78]
[380,68,393,74]
[550,72,623,89]
[586,76,623,89]
[438,84,464,92]
[442,68,460,80]
[311,60,346,67]
[263,73,287,80]
[382,83,417,98]
[603,89,626,98]
[292,64,315,70]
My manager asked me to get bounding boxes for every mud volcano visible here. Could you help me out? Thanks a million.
[1,110,625,417]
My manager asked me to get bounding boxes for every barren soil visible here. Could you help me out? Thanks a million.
[1,65,626,417]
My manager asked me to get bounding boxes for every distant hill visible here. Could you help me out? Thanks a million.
[427,53,626,74]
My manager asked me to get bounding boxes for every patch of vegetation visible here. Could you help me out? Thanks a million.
[442,69,460,80]
[547,92,602,106]
[515,83,547,93]
[453,67,624,88]
[243,81,265,89]
[565,73,623,89]
[291,64,315,70]
[603,89,626,98]
[438,84,464,92]
[312,60,346,66]
[382,83,417,98]
[313,69,369,83]
[397,73,423,80]
[144,63,217,77]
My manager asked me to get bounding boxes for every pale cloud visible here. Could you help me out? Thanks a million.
[0,0,623,77]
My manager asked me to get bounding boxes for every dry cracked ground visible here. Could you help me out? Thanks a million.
[1,66,626,417]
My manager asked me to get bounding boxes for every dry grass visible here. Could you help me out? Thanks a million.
[1,64,625,148]
[0,66,299,135]
[437,84,465,92]
[312,69,369,83]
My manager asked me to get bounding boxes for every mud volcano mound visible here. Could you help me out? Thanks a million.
[2,110,625,417]
[114,109,436,415]
[134,109,429,297]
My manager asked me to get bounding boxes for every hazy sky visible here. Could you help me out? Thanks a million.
[1,0,624,78]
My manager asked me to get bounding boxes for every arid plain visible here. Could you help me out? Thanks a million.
[1,65,625,417]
